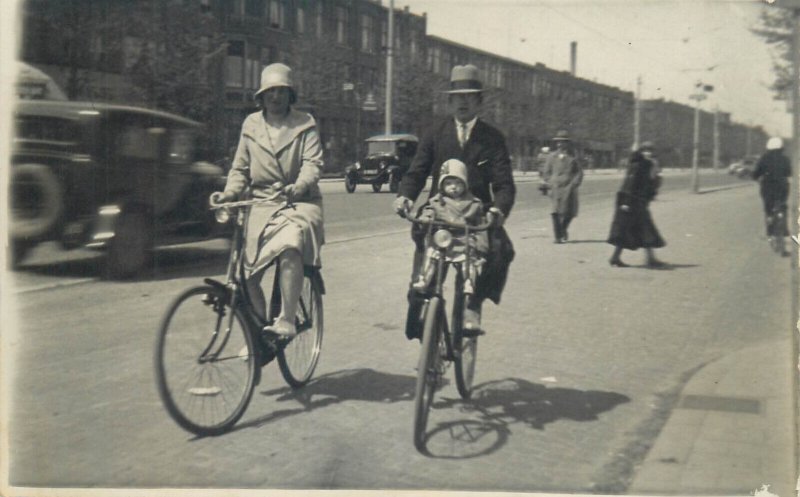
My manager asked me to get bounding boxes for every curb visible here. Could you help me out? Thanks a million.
[628,339,796,496]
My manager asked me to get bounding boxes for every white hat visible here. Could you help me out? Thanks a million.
[439,158,469,190]
[444,64,484,94]
[767,137,784,150]
[254,63,294,99]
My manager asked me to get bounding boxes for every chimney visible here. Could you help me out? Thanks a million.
[570,41,577,76]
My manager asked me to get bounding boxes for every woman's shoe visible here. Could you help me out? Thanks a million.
[263,317,297,337]
[609,258,628,267]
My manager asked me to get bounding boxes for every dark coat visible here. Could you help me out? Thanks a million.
[399,117,516,304]
[607,151,665,250]
[541,149,583,218]
[752,149,791,215]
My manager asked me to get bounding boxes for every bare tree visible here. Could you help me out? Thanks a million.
[752,7,793,101]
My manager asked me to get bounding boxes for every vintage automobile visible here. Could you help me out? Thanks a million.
[343,133,418,193]
[9,100,227,278]
[728,156,759,179]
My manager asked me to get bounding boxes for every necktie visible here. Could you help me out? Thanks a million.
[458,123,468,148]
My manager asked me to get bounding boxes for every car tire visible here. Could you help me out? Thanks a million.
[10,163,64,240]
[9,240,35,269]
[389,175,400,194]
[105,209,153,280]
[372,182,382,193]
[345,175,357,193]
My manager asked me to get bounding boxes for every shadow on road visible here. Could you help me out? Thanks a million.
[230,368,418,432]
[419,378,630,458]
[13,245,229,282]
[612,262,699,271]
[562,239,607,244]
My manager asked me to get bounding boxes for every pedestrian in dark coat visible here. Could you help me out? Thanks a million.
[607,141,666,268]
[752,137,791,255]
[393,64,516,337]
[541,130,583,243]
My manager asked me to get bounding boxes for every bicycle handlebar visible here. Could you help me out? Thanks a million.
[403,214,492,232]
[209,196,284,210]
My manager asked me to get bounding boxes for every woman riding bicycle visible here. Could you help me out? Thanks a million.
[211,63,324,337]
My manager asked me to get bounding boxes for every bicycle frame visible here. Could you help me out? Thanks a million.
[409,216,491,360]
[205,198,289,371]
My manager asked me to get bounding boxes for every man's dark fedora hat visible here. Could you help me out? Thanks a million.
[444,64,484,94]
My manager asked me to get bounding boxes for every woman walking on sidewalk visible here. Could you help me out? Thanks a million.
[607,141,666,268]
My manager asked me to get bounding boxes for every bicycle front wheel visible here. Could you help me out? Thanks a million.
[453,293,478,400]
[413,296,442,451]
[277,273,324,388]
[155,285,257,436]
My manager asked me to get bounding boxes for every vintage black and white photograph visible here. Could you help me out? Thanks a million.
[1,0,797,495]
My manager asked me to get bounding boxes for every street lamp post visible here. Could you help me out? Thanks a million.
[343,82,362,158]
[633,75,641,151]
[689,82,713,193]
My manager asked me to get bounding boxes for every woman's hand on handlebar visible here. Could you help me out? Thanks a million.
[283,183,305,203]
[210,191,236,207]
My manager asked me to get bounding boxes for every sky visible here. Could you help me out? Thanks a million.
[395,0,791,137]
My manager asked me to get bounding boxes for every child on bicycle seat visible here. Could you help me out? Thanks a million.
[412,158,488,294]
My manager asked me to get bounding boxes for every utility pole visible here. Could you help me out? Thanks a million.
[633,75,641,150]
[746,124,752,156]
[385,0,394,134]
[713,107,720,170]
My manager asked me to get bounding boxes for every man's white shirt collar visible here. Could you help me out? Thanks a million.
[454,117,477,141]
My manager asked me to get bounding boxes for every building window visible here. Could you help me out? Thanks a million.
[226,40,245,87]
[429,46,440,74]
[123,36,141,70]
[296,6,305,34]
[246,44,261,90]
[224,0,243,15]
[409,35,417,61]
[316,4,324,38]
[381,20,387,49]
[244,0,263,17]
[361,14,374,53]
[269,0,286,29]
[336,6,347,45]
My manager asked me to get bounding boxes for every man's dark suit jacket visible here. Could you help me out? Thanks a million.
[398,117,516,304]
[399,118,515,217]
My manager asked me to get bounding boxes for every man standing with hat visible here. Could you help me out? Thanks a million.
[541,130,583,243]
[393,64,516,337]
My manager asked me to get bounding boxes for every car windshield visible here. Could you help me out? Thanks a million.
[366,140,396,155]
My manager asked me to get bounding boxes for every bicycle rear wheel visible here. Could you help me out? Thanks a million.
[413,296,442,451]
[277,273,324,388]
[453,293,478,400]
[155,285,257,436]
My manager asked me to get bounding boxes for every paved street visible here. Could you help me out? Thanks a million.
[3,170,795,494]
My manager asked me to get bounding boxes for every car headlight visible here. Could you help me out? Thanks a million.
[432,229,453,249]
[215,207,232,224]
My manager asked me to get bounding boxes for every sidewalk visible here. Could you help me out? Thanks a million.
[629,338,797,496]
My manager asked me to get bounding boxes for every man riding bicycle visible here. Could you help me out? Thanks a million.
[752,136,791,256]
[393,64,516,338]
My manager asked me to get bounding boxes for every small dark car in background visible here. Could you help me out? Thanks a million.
[728,156,758,179]
[343,133,418,193]
[9,100,227,278]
